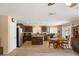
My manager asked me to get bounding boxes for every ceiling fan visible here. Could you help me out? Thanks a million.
[48,3,55,6]
[48,3,77,8]
[66,3,77,8]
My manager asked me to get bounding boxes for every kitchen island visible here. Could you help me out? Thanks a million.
[32,35,44,45]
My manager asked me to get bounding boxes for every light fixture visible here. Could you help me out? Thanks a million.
[66,2,72,7]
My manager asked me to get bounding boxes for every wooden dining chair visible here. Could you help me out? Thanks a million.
[58,36,64,48]
[47,36,58,48]
[63,39,70,48]
[59,36,70,48]
[47,36,54,48]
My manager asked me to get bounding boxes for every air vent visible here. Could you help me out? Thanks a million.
[49,13,56,15]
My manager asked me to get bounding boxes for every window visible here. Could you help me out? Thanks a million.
[65,26,70,36]
[33,26,41,33]
[62,26,70,40]
[50,27,57,34]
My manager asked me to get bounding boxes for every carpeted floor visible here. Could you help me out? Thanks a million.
[6,41,79,56]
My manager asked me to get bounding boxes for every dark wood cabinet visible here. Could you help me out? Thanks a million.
[23,33,32,42]
[0,47,3,55]
[72,25,79,37]
[71,25,79,44]
[41,26,47,32]
[71,25,79,53]
[32,36,43,45]
[25,26,33,32]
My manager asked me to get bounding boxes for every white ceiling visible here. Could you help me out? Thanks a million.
[0,3,79,26]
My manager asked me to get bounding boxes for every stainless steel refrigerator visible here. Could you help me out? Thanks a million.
[17,27,23,47]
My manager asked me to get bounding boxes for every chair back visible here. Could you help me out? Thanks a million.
[58,36,64,43]
[47,36,51,42]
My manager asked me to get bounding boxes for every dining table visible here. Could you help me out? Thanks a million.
[50,37,64,48]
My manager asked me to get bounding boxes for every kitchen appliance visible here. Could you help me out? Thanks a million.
[17,26,23,47]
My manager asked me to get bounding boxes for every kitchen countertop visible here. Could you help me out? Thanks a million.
[32,35,44,37]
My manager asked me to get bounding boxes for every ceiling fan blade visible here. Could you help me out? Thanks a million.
[48,3,55,6]
[69,3,77,8]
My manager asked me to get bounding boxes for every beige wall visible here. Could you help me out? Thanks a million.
[0,16,8,54]
[0,16,16,54]
[70,20,79,26]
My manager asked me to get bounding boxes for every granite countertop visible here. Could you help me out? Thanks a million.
[32,35,44,37]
